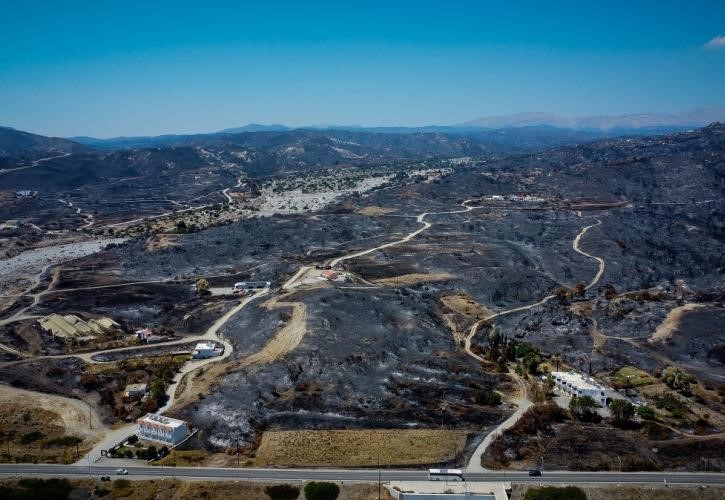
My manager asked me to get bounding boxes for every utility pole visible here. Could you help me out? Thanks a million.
[378,453,381,500]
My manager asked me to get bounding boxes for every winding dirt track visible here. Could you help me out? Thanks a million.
[464,217,607,471]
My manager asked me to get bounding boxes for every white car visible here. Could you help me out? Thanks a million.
[115,468,128,475]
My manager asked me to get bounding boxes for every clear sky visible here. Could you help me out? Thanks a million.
[1,0,724,137]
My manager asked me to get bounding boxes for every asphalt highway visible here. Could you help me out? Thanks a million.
[0,464,723,485]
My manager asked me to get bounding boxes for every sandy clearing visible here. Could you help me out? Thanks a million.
[253,429,468,467]
[373,272,453,286]
[441,293,496,320]
[241,298,307,366]
[356,206,397,216]
[650,303,709,342]
[0,384,106,443]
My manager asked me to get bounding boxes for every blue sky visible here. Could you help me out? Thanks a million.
[1,1,724,137]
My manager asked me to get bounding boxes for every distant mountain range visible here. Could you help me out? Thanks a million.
[458,107,725,131]
[59,108,725,150]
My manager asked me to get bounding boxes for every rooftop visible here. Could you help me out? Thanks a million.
[552,371,605,391]
[194,342,218,350]
[137,413,187,428]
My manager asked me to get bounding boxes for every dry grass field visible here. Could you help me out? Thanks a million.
[511,483,725,500]
[0,478,395,500]
[253,429,468,467]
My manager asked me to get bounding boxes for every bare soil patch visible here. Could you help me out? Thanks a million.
[374,272,454,286]
[253,429,467,467]
[356,206,396,216]
[144,233,180,253]
[441,292,496,320]
[650,303,708,342]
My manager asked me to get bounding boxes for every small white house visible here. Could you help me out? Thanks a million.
[192,342,222,359]
[136,413,189,446]
[551,371,608,406]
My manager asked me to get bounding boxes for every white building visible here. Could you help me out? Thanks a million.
[551,371,608,406]
[192,341,222,359]
[136,413,189,446]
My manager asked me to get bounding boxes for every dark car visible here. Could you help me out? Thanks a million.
[528,469,542,476]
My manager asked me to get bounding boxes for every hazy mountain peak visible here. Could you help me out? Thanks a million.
[459,107,725,131]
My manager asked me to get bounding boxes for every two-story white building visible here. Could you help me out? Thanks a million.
[551,371,608,406]
[136,413,189,446]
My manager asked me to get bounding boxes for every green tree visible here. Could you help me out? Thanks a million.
[661,366,694,395]
[609,399,635,426]
[569,395,598,421]
[265,484,301,500]
[304,481,340,500]
[150,379,165,401]
[195,278,210,296]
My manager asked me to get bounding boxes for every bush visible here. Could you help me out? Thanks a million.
[636,405,656,420]
[661,366,694,395]
[609,399,635,426]
[265,484,301,500]
[5,478,74,500]
[113,479,130,490]
[524,485,587,500]
[20,431,45,444]
[304,481,340,500]
[475,388,502,406]
[80,373,98,388]
[44,435,82,448]
[127,434,138,444]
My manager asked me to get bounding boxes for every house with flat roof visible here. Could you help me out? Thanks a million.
[192,341,223,359]
[551,371,608,406]
[136,413,189,446]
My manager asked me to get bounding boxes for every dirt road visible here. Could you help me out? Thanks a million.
[463,218,608,471]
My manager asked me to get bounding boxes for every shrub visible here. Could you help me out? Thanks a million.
[44,435,82,448]
[113,479,130,490]
[524,485,587,500]
[80,373,98,388]
[636,405,656,420]
[265,484,301,500]
[20,431,45,444]
[475,388,502,406]
[661,366,694,395]
[609,399,635,426]
[127,434,138,444]
[304,481,340,500]
[10,478,73,500]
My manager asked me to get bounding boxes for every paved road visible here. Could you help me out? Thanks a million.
[0,464,723,485]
